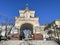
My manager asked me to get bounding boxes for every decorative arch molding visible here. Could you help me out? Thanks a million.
[20,23,33,35]
[18,23,34,40]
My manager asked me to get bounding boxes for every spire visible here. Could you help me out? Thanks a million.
[25,4,29,11]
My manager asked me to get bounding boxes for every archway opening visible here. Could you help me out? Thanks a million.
[19,23,33,40]
[23,29,31,38]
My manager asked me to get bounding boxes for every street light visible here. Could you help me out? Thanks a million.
[56,26,60,40]
[53,24,56,38]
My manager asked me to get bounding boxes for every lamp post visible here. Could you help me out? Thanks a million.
[0,28,2,41]
[53,24,56,39]
[35,26,38,40]
[56,26,60,40]
[34,27,36,40]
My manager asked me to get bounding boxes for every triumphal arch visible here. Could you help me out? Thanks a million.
[14,6,43,40]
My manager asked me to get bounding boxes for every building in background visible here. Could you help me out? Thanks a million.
[44,20,60,40]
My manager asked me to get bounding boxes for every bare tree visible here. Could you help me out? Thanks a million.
[0,13,15,40]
